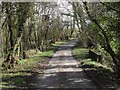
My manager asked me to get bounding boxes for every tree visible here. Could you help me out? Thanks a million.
[1,2,68,69]
[83,2,120,77]
[1,2,33,69]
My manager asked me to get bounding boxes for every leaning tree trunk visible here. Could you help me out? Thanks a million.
[83,2,120,77]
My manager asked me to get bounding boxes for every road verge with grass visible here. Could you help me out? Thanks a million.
[1,41,65,89]
[72,44,119,89]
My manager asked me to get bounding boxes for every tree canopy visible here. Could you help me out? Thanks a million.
[1,1,120,78]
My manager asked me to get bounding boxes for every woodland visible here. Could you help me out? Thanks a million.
[0,1,120,89]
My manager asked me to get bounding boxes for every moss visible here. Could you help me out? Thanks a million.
[2,41,65,88]
[73,45,117,89]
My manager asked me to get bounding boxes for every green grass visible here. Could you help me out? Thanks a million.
[73,45,117,89]
[1,41,65,88]
[81,59,113,71]
[73,47,89,60]
[73,46,113,71]
[52,42,65,47]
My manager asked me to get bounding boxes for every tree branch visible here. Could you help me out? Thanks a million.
[100,2,119,13]
[83,2,119,66]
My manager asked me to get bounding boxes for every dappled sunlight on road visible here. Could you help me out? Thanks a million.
[34,71,96,88]
[29,40,98,89]
[43,67,83,73]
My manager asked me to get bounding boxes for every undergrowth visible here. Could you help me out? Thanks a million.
[1,41,65,89]
[73,44,119,89]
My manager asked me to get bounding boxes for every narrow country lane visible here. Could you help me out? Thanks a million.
[31,40,98,89]
[2,2,119,89]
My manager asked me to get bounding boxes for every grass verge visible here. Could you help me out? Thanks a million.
[73,44,119,89]
[1,41,65,89]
